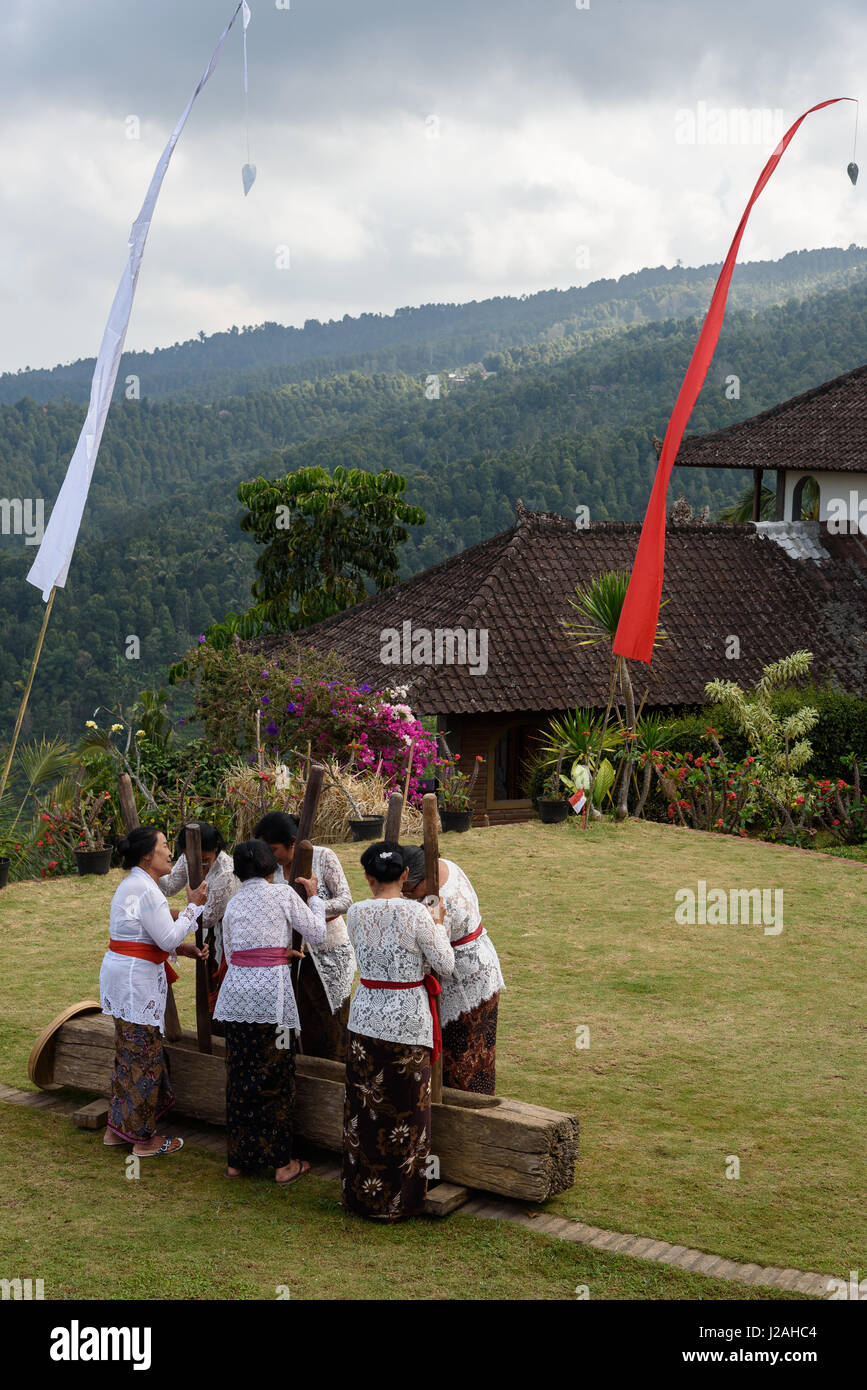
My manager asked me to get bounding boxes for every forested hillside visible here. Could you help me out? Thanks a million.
[2,248,867,741]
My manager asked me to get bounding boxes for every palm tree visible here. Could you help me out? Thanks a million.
[561,570,667,819]
[717,478,819,523]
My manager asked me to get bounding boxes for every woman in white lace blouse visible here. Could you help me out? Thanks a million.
[401,846,505,1095]
[254,811,355,1061]
[342,841,454,1222]
[159,822,239,1028]
[100,827,208,1157]
[214,839,325,1186]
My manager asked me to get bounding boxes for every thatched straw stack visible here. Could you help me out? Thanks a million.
[222,760,427,846]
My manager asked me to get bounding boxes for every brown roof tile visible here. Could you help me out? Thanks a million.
[256,510,867,715]
[677,362,867,472]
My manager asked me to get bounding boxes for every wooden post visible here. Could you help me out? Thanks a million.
[752,467,763,522]
[402,739,416,807]
[422,793,444,1104]
[384,791,403,843]
[184,822,212,1055]
[287,763,325,1003]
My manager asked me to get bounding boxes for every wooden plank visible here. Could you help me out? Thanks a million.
[43,1014,578,1202]
[422,1182,469,1217]
[73,1098,109,1130]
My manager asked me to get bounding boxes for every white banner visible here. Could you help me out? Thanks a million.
[27,3,249,601]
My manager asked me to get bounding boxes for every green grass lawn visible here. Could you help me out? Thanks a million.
[0,1106,808,1301]
[1,818,864,1294]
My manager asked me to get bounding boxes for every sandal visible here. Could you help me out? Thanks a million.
[276,1158,310,1186]
[134,1137,184,1158]
[103,1132,130,1147]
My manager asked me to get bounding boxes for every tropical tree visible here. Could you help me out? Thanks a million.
[560,570,667,818]
[204,465,425,646]
[717,477,818,523]
[705,650,818,804]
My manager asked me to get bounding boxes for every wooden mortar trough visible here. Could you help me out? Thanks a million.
[28,1003,579,1202]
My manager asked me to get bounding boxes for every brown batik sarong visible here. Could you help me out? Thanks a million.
[223,1022,296,1172]
[107,1018,174,1142]
[295,959,349,1062]
[342,1031,431,1221]
[442,993,499,1095]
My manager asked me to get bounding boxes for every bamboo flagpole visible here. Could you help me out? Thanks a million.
[0,587,57,803]
[4,7,252,798]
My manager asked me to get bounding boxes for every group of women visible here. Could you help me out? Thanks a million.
[98,814,505,1220]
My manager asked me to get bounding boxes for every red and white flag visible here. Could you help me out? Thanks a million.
[569,788,586,816]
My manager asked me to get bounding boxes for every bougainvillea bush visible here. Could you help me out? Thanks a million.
[172,642,441,806]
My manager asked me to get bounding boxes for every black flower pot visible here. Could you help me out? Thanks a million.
[348,815,385,842]
[538,798,570,824]
[74,847,113,876]
[440,809,473,833]
[0,857,9,889]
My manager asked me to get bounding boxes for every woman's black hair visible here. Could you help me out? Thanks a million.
[175,822,227,858]
[117,826,161,870]
[400,845,427,889]
[252,811,299,847]
[233,838,279,883]
[360,840,406,883]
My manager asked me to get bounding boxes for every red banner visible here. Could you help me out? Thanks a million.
[613,98,855,664]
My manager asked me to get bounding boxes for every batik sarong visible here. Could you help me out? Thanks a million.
[223,1021,296,1172]
[107,1018,174,1142]
[442,993,499,1095]
[342,1031,431,1221]
[296,958,349,1062]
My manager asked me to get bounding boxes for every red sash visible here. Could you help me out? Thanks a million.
[359,975,443,1063]
[109,938,178,986]
[451,922,483,948]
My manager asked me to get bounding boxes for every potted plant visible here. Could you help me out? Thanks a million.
[38,778,115,875]
[437,755,483,832]
[538,750,569,823]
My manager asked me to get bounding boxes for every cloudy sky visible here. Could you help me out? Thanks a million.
[1,0,865,373]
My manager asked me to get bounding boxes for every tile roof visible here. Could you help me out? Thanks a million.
[676,362,867,472]
[255,508,867,715]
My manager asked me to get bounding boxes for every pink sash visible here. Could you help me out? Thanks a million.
[230,947,289,967]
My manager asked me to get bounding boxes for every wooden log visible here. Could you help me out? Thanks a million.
[34,1011,578,1202]
[291,840,314,902]
[45,1028,567,1201]
[384,791,403,843]
[422,793,444,1104]
[184,822,211,1055]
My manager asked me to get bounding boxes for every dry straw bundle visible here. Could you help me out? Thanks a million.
[222,759,425,845]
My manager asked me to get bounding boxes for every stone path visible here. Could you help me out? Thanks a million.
[0,1084,833,1297]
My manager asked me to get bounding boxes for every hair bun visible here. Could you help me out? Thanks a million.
[116,835,130,856]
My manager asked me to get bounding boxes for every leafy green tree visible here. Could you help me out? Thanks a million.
[705,650,818,803]
[205,465,425,645]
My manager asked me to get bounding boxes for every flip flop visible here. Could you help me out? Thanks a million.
[103,1134,130,1147]
[135,1137,184,1157]
[276,1159,310,1186]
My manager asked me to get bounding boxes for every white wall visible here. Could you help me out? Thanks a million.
[783,469,867,528]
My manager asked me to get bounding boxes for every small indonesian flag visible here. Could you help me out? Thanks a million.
[568,788,586,816]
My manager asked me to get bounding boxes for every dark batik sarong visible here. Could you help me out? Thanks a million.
[224,1022,296,1172]
[296,959,348,1062]
[107,1019,174,1142]
[442,993,499,1095]
[342,1031,431,1221]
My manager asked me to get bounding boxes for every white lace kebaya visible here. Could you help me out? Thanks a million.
[159,849,239,966]
[274,848,357,1013]
[438,859,506,1027]
[346,897,455,1049]
[213,878,327,1028]
[100,867,201,1032]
